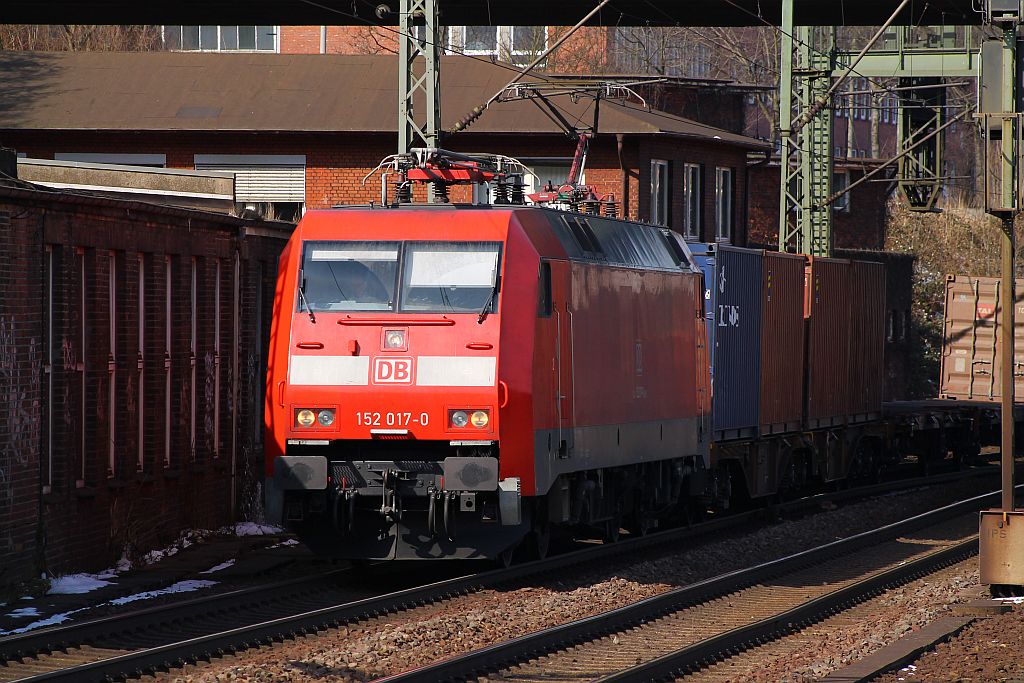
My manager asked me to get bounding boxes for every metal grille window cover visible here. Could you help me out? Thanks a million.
[194,154,305,203]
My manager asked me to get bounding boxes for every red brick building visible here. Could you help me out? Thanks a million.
[0,51,769,244]
[0,172,290,587]
[747,159,896,251]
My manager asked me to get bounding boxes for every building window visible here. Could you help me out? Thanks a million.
[194,154,305,221]
[54,153,167,168]
[715,167,734,242]
[833,171,851,212]
[650,159,670,226]
[464,26,499,53]
[456,26,547,61]
[682,163,701,240]
[163,25,277,51]
[521,160,578,196]
[511,26,546,55]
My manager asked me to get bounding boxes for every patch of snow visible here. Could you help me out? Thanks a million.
[232,522,283,536]
[47,574,114,595]
[0,608,86,636]
[995,596,1024,604]
[5,607,40,618]
[267,538,300,549]
[108,580,218,606]
[200,559,236,574]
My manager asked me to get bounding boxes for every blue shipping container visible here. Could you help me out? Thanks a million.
[692,244,765,441]
[689,243,716,355]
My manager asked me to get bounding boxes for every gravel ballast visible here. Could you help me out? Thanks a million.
[157,476,1002,682]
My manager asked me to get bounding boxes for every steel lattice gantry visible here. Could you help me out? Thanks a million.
[398,0,441,154]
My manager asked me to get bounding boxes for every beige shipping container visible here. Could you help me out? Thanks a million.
[940,274,1024,401]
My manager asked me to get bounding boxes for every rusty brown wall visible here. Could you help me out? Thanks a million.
[0,187,288,588]
[759,251,805,434]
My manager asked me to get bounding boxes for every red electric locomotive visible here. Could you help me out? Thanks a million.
[264,204,711,560]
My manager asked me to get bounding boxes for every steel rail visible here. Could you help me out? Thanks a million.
[0,567,351,664]
[595,538,977,682]
[380,485,1014,683]
[0,466,997,682]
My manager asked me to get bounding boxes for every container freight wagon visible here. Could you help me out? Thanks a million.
[941,274,1024,402]
[690,244,804,442]
[804,257,885,428]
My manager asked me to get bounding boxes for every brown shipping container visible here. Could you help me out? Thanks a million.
[804,257,852,427]
[759,251,806,434]
[847,260,886,420]
[940,275,1024,401]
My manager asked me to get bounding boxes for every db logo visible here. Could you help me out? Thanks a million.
[373,357,414,384]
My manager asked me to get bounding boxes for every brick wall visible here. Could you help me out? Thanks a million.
[0,186,289,588]
[5,130,756,242]
[748,163,891,250]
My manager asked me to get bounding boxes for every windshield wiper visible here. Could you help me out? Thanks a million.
[477,277,499,324]
[298,277,316,324]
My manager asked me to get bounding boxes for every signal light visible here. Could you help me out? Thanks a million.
[296,409,316,428]
[449,409,490,429]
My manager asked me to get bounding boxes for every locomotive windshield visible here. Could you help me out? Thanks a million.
[299,240,501,314]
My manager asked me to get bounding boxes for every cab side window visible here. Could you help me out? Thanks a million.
[538,261,552,317]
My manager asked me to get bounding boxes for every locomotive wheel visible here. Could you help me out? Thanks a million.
[532,522,551,560]
[497,543,518,568]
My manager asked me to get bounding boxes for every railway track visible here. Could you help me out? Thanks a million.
[0,467,997,682]
[382,488,1003,683]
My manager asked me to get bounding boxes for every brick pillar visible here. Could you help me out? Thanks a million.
[0,206,44,587]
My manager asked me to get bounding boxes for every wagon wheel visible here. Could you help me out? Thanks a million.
[603,513,622,543]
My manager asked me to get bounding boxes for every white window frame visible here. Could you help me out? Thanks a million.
[163,25,279,52]
[509,26,548,56]
[715,167,734,243]
[650,159,670,227]
[682,163,701,240]
[461,25,500,55]
[833,170,851,213]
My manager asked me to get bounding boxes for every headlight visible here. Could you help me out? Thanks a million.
[317,409,335,426]
[470,410,489,428]
[450,410,469,428]
[296,409,316,427]
[384,329,406,350]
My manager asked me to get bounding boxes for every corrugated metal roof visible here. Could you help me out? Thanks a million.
[0,51,766,148]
